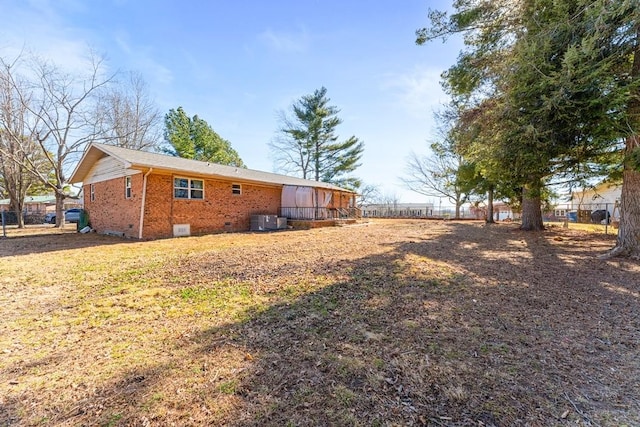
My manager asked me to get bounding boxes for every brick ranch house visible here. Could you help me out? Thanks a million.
[69,143,357,239]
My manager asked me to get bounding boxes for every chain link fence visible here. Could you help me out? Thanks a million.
[359,202,619,235]
[0,209,49,225]
[544,202,618,234]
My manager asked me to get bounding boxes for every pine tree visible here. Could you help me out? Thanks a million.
[164,107,245,167]
[418,0,640,245]
[270,87,364,189]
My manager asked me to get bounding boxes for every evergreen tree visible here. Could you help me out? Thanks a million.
[418,0,640,249]
[270,87,364,189]
[164,107,245,167]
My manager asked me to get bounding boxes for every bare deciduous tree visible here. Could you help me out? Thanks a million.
[96,71,162,151]
[269,109,313,178]
[379,190,401,215]
[356,183,382,208]
[0,57,51,227]
[0,52,116,227]
[401,150,472,219]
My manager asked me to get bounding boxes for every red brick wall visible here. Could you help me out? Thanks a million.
[83,174,143,238]
[85,172,282,239]
[141,174,171,239]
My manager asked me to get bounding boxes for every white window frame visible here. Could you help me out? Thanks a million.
[90,184,95,202]
[232,183,242,195]
[125,176,132,199]
[174,177,204,200]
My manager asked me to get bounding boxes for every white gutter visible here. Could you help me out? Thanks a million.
[138,168,153,239]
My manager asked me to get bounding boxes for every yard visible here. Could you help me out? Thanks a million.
[1,220,639,426]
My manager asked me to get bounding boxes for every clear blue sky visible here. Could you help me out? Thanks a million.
[1,0,463,203]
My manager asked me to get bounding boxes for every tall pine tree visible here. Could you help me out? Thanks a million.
[270,87,364,189]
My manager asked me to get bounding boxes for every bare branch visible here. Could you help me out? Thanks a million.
[0,51,116,227]
[401,150,472,219]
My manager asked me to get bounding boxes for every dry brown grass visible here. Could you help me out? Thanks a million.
[544,221,617,235]
[1,220,639,426]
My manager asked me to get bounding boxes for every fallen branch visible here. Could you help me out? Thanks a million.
[563,392,600,427]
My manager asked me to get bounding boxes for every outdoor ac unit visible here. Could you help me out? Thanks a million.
[277,217,287,229]
[251,215,278,231]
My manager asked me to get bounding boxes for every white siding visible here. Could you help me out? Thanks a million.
[83,156,141,184]
[572,184,621,206]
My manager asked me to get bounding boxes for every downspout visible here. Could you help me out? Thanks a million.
[138,168,153,239]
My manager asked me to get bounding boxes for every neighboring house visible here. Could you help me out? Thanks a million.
[570,182,621,210]
[491,202,518,221]
[543,183,621,222]
[361,203,435,218]
[0,195,55,214]
[0,195,82,225]
[0,195,82,213]
[69,143,357,239]
[361,202,488,219]
[569,182,621,222]
[468,202,522,221]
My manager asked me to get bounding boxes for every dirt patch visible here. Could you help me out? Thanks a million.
[0,220,638,426]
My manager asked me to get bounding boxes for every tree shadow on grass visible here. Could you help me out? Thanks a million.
[194,222,640,426]
[1,221,638,426]
[0,232,134,257]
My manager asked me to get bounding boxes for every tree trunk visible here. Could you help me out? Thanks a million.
[55,192,65,228]
[8,197,25,228]
[605,135,640,259]
[520,181,544,231]
[486,186,495,224]
[314,140,321,182]
[454,202,461,219]
[15,206,24,228]
[2,162,26,228]
[603,25,640,259]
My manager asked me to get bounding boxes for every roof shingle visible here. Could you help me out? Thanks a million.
[70,143,353,192]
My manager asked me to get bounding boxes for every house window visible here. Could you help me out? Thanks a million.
[125,176,132,199]
[232,183,242,195]
[90,184,95,202]
[174,177,204,199]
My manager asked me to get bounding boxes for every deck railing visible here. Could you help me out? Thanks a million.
[279,207,361,220]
